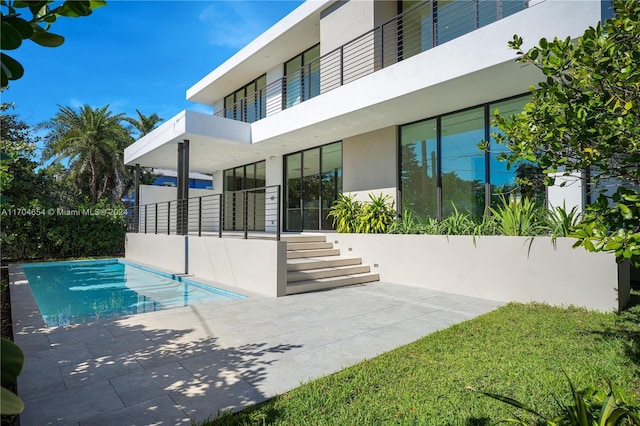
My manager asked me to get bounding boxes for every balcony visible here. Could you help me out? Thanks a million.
[215,0,532,123]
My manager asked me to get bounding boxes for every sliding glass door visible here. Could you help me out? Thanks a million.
[285,142,342,231]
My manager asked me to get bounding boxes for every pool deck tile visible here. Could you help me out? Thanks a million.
[10,263,503,425]
[77,395,191,426]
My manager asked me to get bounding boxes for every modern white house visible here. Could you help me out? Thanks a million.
[124,0,632,311]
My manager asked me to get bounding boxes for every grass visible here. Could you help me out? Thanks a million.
[200,303,640,425]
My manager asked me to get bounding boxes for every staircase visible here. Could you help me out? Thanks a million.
[283,234,379,295]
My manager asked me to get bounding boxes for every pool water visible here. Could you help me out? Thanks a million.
[22,259,244,327]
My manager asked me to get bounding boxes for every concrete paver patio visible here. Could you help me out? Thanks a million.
[10,265,502,426]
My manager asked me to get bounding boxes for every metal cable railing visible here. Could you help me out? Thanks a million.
[126,185,281,240]
[214,0,531,122]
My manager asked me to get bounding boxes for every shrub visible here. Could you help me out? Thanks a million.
[490,195,548,236]
[356,193,396,234]
[1,202,126,260]
[327,193,362,233]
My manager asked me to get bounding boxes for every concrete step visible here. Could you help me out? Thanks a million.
[287,248,340,259]
[286,273,380,295]
[287,256,362,272]
[288,264,371,283]
[286,241,333,251]
[281,235,327,243]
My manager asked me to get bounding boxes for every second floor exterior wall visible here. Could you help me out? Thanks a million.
[208,0,543,125]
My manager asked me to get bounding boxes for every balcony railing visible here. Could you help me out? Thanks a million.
[126,185,281,240]
[214,0,531,122]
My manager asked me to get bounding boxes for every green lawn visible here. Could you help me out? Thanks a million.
[201,302,640,425]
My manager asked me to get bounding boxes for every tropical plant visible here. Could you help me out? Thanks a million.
[572,187,640,267]
[491,195,547,236]
[40,104,131,204]
[1,0,106,88]
[0,336,24,415]
[124,109,163,138]
[480,377,640,425]
[494,0,640,264]
[328,193,362,233]
[421,217,441,235]
[548,202,581,239]
[439,204,475,236]
[388,209,426,234]
[472,214,498,236]
[356,193,396,234]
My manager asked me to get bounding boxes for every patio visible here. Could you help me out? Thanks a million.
[10,265,501,425]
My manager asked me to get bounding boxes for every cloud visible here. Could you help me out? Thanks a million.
[198,2,275,49]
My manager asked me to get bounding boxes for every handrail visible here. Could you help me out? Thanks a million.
[126,185,281,241]
[214,0,532,122]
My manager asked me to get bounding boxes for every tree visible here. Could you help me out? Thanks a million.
[494,0,640,266]
[40,104,131,204]
[1,0,106,89]
[0,103,46,206]
[125,109,163,139]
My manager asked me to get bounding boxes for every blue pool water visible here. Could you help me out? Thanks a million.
[22,259,244,327]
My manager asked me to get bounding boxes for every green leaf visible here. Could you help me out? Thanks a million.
[1,52,25,88]
[0,387,24,415]
[58,1,93,17]
[30,26,64,47]
[1,338,25,383]
[1,21,23,50]
[3,16,33,39]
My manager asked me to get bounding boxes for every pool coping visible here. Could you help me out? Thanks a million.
[9,261,503,426]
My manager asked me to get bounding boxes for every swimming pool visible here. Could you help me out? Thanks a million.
[21,259,244,327]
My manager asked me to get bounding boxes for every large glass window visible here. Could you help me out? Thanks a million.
[400,1,434,59]
[224,75,267,123]
[285,142,342,231]
[284,44,320,108]
[321,142,343,230]
[441,107,486,217]
[397,1,528,62]
[223,160,266,231]
[399,94,530,220]
[489,95,540,205]
[400,119,438,218]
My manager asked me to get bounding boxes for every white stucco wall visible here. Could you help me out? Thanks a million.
[252,0,601,146]
[188,236,287,297]
[320,1,375,55]
[125,233,187,274]
[330,234,629,312]
[125,233,287,297]
[343,126,397,204]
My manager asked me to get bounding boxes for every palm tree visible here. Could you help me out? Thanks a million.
[40,104,132,204]
[122,110,164,193]
[125,109,163,138]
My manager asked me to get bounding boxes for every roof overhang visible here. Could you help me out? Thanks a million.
[124,110,258,172]
[186,0,332,105]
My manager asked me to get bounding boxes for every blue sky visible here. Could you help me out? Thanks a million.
[2,0,304,134]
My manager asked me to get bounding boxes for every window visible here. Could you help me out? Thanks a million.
[284,44,320,108]
[399,94,531,219]
[397,1,528,62]
[223,161,266,231]
[489,95,539,205]
[224,75,267,123]
[284,142,342,231]
[400,119,438,218]
[441,107,486,218]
